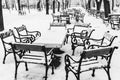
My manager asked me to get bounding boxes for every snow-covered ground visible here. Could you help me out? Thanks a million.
[0,8,120,80]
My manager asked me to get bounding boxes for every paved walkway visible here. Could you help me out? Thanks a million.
[0,8,120,80]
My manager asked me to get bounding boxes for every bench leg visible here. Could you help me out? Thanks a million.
[92,69,95,77]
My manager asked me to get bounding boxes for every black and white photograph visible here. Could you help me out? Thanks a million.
[0,0,120,80]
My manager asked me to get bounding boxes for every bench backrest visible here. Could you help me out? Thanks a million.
[14,25,28,37]
[10,42,54,66]
[0,29,17,55]
[82,46,117,59]
[102,31,117,46]
[110,16,119,21]
[0,29,16,44]
[49,22,66,30]
[11,42,44,52]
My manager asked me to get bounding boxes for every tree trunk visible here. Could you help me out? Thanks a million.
[17,0,21,11]
[88,0,91,10]
[57,1,60,12]
[103,0,110,18]
[62,0,64,10]
[46,0,49,14]
[0,0,4,31]
[84,0,87,9]
[95,0,102,11]
[27,0,30,13]
[5,0,9,9]
[112,0,114,10]
[53,0,55,13]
